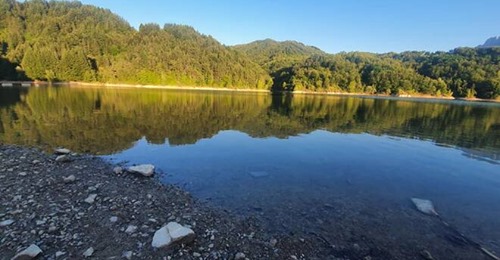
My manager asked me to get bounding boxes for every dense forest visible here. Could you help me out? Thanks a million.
[0,0,499,98]
[0,0,271,88]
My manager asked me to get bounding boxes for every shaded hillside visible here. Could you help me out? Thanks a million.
[0,0,272,88]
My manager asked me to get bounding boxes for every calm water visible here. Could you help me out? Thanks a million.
[1,85,500,257]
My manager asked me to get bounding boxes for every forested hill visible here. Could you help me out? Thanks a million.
[234,39,500,99]
[0,0,272,89]
[0,0,499,99]
[232,39,325,72]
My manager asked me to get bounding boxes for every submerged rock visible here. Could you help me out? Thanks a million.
[152,222,195,249]
[12,244,43,260]
[249,171,269,178]
[411,198,438,216]
[127,164,155,177]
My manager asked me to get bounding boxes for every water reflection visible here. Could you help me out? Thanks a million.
[0,86,498,160]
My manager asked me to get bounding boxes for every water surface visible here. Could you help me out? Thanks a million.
[1,85,499,258]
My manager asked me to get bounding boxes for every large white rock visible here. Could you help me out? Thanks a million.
[166,222,195,243]
[152,222,195,249]
[12,244,42,260]
[411,198,438,216]
[128,164,155,177]
[152,226,172,248]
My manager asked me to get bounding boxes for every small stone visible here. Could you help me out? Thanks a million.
[0,219,14,226]
[122,251,133,259]
[270,238,278,247]
[83,247,94,257]
[18,172,27,176]
[110,216,118,223]
[12,244,43,260]
[125,225,137,234]
[55,148,71,155]
[63,175,76,183]
[55,155,70,163]
[113,166,123,174]
[193,252,201,257]
[127,164,155,177]
[290,256,298,260]
[55,251,66,258]
[235,252,246,259]
[84,194,97,204]
[32,160,40,164]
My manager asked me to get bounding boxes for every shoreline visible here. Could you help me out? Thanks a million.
[1,80,499,103]
[0,144,330,259]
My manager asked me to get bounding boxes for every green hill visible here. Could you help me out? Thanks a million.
[0,0,272,89]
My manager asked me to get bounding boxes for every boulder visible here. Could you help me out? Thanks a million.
[127,164,155,177]
[12,244,42,260]
[152,222,195,249]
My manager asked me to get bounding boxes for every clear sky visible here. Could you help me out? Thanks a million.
[78,0,499,54]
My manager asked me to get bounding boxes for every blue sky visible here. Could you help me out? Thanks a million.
[79,0,499,53]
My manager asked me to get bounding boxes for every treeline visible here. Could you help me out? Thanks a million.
[0,0,271,88]
[1,0,499,98]
[240,41,499,99]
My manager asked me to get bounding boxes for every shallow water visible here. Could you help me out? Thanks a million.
[1,85,499,258]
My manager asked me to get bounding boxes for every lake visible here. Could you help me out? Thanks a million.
[1,85,499,258]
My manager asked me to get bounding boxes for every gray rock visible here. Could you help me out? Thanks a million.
[0,219,14,226]
[83,247,94,257]
[249,171,269,178]
[127,164,155,177]
[12,244,43,260]
[55,155,70,163]
[152,222,195,248]
[54,148,71,155]
[110,216,118,223]
[125,225,137,234]
[55,251,65,258]
[18,172,27,176]
[411,198,438,216]
[113,167,123,174]
[235,252,246,259]
[63,175,76,183]
[270,238,278,247]
[122,251,133,259]
[84,194,97,204]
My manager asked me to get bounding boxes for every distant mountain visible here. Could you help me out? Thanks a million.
[478,36,500,48]
[233,39,325,72]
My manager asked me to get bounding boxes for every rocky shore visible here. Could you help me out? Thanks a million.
[0,145,332,260]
